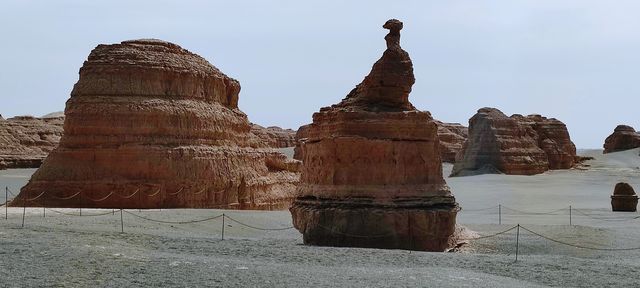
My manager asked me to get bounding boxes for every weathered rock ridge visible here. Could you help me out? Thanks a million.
[0,116,64,170]
[290,20,459,251]
[250,124,296,148]
[11,39,299,209]
[451,108,577,176]
[435,121,468,163]
[603,125,640,154]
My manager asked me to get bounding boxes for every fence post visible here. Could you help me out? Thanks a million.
[499,204,502,225]
[569,205,572,226]
[515,224,520,262]
[21,200,26,228]
[222,213,225,240]
[120,209,124,233]
[5,186,8,220]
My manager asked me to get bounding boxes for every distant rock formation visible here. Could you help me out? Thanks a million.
[435,121,468,163]
[611,182,638,212]
[292,124,311,161]
[603,125,640,154]
[290,20,459,252]
[512,114,577,169]
[0,115,64,170]
[451,108,577,176]
[249,124,296,148]
[12,39,299,209]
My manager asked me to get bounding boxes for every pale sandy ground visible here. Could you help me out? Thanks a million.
[1,149,640,287]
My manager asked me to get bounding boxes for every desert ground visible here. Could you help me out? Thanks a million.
[1,149,640,287]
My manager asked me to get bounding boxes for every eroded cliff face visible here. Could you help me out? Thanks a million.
[0,116,64,170]
[451,108,577,176]
[435,121,468,163]
[290,20,459,252]
[12,39,299,209]
[603,125,640,154]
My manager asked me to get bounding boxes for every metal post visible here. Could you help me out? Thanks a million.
[515,224,520,262]
[222,213,225,240]
[120,209,124,233]
[5,187,8,220]
[499,204,502,225]
[569,205,572,226]
[21,202,26,228]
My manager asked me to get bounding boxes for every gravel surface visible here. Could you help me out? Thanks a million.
[1,149,640,287]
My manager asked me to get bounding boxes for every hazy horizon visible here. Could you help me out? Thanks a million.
[2,0,639,149]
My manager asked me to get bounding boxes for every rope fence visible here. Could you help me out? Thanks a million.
[4,185,640,261]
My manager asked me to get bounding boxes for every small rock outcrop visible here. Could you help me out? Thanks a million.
[611,182,638,212]
[435,121,468,163]
[11,39,299,209]
[292,124,311,161]
[603,125,640,154]
[451,108,577,176]
[0,116,64,170]
[290,20,459,252]
[249,124,296,148]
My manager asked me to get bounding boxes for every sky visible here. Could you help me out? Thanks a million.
[1,0,639,148]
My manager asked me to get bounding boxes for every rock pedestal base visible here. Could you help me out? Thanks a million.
[611,195,638,212]
[291,197,458,251]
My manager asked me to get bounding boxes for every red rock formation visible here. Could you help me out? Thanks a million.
[435,121,468,163]
[0,115,64,170]
[603,125,640,154]
[249,124,296,148]
[290,20,459,252]
[513,114,577,169]
[452,108,578,176]
[11,39,299,209]
[611,182,638,212]
[292,124,311,161]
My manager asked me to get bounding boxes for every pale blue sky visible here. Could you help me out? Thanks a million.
[1,0,639,148]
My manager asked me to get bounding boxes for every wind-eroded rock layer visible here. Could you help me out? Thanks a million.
[250,124,296,148]
[0,116,64,170]
[436,121,468,163]
[11,39,299,209]
[603,125,640,154]
[451,107,577,176]
[294,121,468,163]
[290,20,459,252]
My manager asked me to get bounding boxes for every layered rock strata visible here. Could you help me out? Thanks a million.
[292,124,311,161]
[451,108,577,176]
[290,20,459,252]
[611,182,638,212]
[249,124,296,148]
[11,39,299,209]
[0,116,64,170]
[435,121,468,163]
[603,125,640,154]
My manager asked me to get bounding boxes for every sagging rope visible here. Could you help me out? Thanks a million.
[519,225,640,251]
[123,210,223,224]
[501,206,568,215]
[224,215,294,231]
[461,205,499,212]
[146,188,161,197]
[50,191,81,200]
[47,208,115,217]
[168,187,183,196]
[85,191,115,202]
[572,208,640,222]
[119,189,139,199]
[24,191,47,202]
